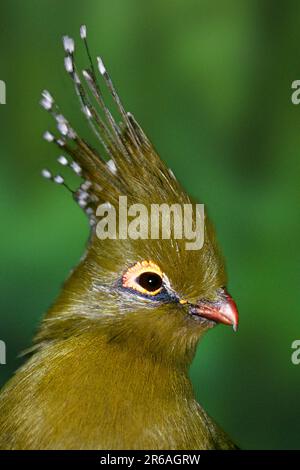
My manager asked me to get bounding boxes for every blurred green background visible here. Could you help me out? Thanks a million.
[0,0,299,449]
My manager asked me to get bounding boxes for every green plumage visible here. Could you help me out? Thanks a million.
[0,28,238,450]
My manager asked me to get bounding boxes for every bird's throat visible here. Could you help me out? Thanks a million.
[25,330,210,448]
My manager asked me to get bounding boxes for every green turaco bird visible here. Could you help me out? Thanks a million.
[0,26,239,450]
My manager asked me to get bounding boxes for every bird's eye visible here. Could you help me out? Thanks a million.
[137,272,163,292]
[122,261,164,296]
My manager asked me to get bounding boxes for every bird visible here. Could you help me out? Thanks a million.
[0,25,239,450]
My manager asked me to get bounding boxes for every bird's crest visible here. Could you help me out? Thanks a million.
[41,25,190,230]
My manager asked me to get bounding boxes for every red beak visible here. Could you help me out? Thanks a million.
[191,289,239,331]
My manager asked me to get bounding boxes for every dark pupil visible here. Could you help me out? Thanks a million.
[137,272,162,292]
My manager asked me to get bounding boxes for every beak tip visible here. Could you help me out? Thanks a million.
[191,289,239,331]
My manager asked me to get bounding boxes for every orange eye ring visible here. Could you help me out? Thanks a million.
[122,260,164,296]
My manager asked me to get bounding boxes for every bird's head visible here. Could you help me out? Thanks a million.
[38,26,238,365]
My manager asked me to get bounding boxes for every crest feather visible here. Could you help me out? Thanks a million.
[41,25,190,227]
